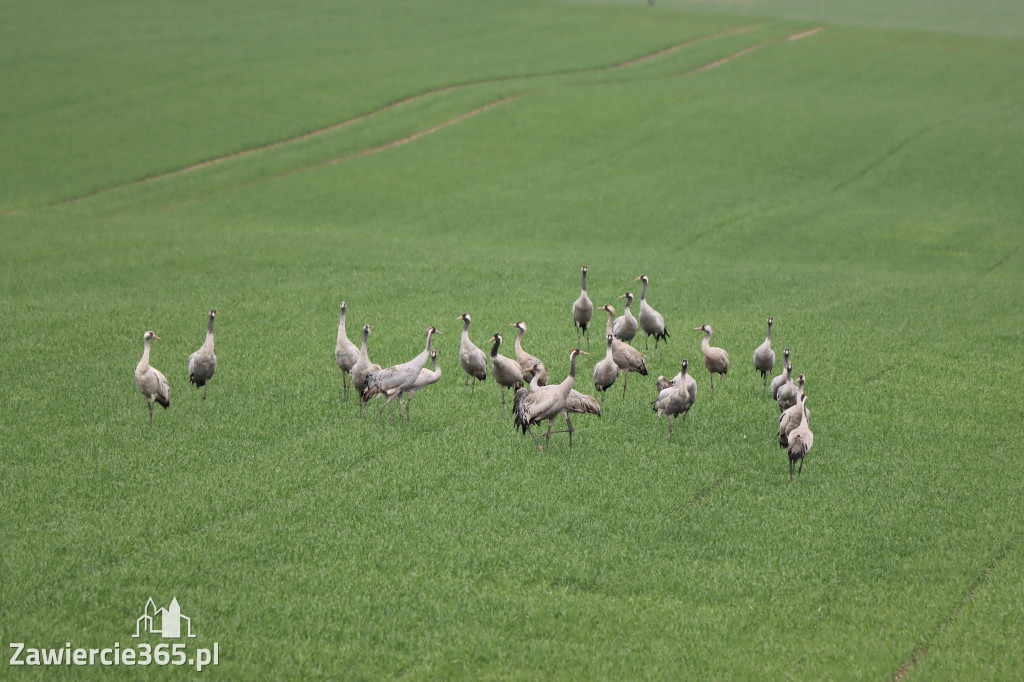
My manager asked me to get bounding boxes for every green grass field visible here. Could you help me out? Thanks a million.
[2,0,1023,679]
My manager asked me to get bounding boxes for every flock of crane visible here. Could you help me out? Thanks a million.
[133,269,815,481]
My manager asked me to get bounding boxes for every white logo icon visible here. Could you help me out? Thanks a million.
[133,597,196,639]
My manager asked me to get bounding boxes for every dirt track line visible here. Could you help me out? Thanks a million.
[682,26,824,76]
[892,532,1024,681]
[612,24,756,69]
[153,94,521,213]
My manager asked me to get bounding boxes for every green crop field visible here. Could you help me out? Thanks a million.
[2,0,1022,679]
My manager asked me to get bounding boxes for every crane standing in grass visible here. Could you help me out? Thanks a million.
[695,324,730,396]
[776,362,799,412]
[188,309,217,413]
[592,334,619,408]
[389,350,441,423]
[652,358,697,442]
[513,348,586,451]
[613,291,638,345]
[572,266,594,350]
[778,374,806,448]
[600,305,648,397]
[752,316,775,396]
[457,313,487,393]
[635,274,669,360]
[770,348,791,400]
[511,321,548,386]
[335,302,359,401]
[786,394,814,482]
[351,324,381,418]
[136,330,170,427]
[362,326,441,424]
[489,333,524,413]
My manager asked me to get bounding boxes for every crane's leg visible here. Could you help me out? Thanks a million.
[576,325,581,345]
[500,386,506,413]
[566,415,574,448]
[201,385,208,414]
[585,327,590,351]
[654,338,659,362]
[343,373,349,402]
[789,457,794,483]
[621,372,629,398]
[404,395,411,423]
[542,419,555,451]
[668,418,674,443]
[645,334,649,352]
[377,395,395,424]
[525,425,543,451]
[600,390,605,409]
[148,402,154,427]
[797,457,804,480]
[710,373,715,398]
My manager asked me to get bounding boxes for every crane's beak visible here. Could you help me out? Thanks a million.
[433,329,443,335]
[693,327,703,331]
[153,334,162,341]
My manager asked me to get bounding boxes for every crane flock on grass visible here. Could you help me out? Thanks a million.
[133,269,815,481]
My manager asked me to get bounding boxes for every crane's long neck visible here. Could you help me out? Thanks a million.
[605,340,614,361]
[766,320,772,342]
[605,309,614,336]
[559,354,578,395]
[138,338,151,372]
[581,269,588,293]
[359,329,369,359]
[337,309,347,345]
[490,337,501,358]
[784,364,792,381]
[701,329,712,351]
[625,296,633,313]
[640,279,648,301]
[801,399,809,424]
[462,318,471,340]
[426,329,435,353]
[202,316,215,352]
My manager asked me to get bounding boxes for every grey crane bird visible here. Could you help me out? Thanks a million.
[592,333,619,407]
[601,305,648,397]
[388,350,441,423]
[457,313,487,393]
[778,374,806,448]
[776,362,799,413]
[786,394,814,482]
[634,274,669,360]
[613,291,638,345]
[136,330,170,426]
[188,309,218,413]
[513,348,585,451]
[351,324,382,418]
[695,324,730,396]
[770,348,791,400]
[652,359,697,442]
[511,321,548,386]
[752,316,776,396]
[489,333,524,413]
[572,266,594,350]
[362,326,442,424]
[335,302,359,401]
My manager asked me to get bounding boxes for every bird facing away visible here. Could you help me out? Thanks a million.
[652,359,697,442]
[362,326,442,424]
[778,374,807,448]
[572,266,594,350]
[634,274,669,360]
[592,333,620,407]
[335,302,359,401]
[613,291,638,345]
[511,321,548,386]
[489,333,524,413]
[136,330,169,427]
[457,313,487,393]
[776,362,799,413]
[770,348,792,400]
[786,394,814,482]
[351,324,382,418]
[695,324,730,396]
[188,309,217,413]
[513,348,585,451]
[601,305,648,397]
[752,316,776,396]
[388,350,442,423]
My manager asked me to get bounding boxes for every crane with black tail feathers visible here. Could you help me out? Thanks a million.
[572,266,594,350]
[752,316,775,396]
[634,274,669,360]
[786,394,813,482]
[513,348,586,451]
[361,326,441,424]
[136,331,170,426]
[188,309,217,413]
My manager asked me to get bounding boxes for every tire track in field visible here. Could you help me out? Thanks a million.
[39,24,757,212]
[151,94,522,213]
[892,531,1024,681]
[681,26,822,76]
[983,243,1022,275]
